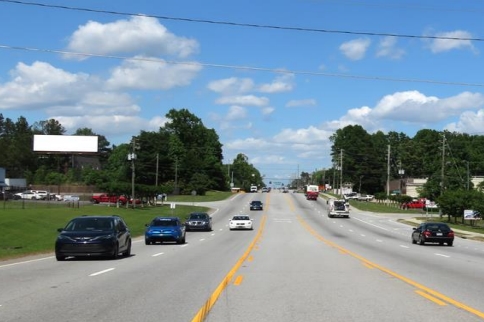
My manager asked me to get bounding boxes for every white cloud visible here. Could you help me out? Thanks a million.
[207,77,254,94]
[261,106,275,116]
[66,16,199,59]
[426,30,476,53]
[339,38,371,60]
[215,95,270,106]
[445,110,484,134]
[106,56,202,90]
[226,105,247,121]
[321,91,484,133]
[376,36,405,59]
[286,99,317,108]
[258,74,294,93]
[0,61,93,110]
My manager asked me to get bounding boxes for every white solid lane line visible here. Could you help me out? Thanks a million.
[89,268,115,276]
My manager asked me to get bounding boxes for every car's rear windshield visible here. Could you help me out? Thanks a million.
[152,220,178,226]
[66,218,113,231]
[234,216,249,220]
[426,224,450,231]
[189,214,208,219]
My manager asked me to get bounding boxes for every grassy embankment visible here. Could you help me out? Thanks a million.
[0,191,233,261]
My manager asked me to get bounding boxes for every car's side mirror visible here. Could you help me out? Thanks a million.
[412,227,417,231]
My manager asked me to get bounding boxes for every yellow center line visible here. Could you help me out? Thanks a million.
[297,215,484,319]
[416,290,447,306]
[191,215,267,322]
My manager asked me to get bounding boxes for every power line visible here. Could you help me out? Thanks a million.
[1,0,483,42]
[1,43,483,87]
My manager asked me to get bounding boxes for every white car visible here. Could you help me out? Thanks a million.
[63,195,80,202]
[229,215,253,230]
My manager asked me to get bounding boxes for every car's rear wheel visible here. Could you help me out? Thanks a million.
[111,243,119,259]
[145,239,151,245]
[122,240,131,256]
[447,241,453,246]
[418,236,425,245]
[412,237,417,244]
[55,253,65,261]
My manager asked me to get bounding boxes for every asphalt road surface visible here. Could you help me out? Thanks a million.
[2,192,484,322]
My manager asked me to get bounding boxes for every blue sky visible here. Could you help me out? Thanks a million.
[1,0,484,184]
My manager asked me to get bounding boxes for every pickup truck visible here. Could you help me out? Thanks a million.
[91,194,128,205]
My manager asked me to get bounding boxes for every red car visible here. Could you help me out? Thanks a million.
[402,200,425,209]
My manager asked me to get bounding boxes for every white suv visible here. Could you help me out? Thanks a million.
[32,190,49,200]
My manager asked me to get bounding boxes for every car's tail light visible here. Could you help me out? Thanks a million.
[423,230,432,237]
[448,230,454,238]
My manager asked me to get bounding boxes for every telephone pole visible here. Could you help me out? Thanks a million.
[386,145,390,196]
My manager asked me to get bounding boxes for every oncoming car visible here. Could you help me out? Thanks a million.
[411,222,454,246]
[145,217,186,245]
[250,200,263,211]
[55,215,132,261]
[229,215,253,230]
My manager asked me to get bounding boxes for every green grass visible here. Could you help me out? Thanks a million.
[0,190,234,261]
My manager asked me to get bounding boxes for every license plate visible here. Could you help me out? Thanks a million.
[436,232,443,236]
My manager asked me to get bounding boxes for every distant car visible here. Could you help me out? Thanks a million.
[229,215,253,230]
[250,200,263,211]
[261,187,269,193]
[411,222,454,246]
[250,185,258,193]
[63,195,80,202]
[14,190,38,200]
[145,217,186,245]
[343,192,358,200]
[185,212,212,231]
[55,215,132,261]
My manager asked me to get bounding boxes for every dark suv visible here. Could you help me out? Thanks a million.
[55,215,132,261]
[185,212,212,231]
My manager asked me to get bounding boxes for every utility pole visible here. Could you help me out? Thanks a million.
[340,149,343,198]
[441,135,446,196]
[386,145,390,196]
[155,153,159,187]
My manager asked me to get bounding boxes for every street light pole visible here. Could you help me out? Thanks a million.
[127,137,138,209]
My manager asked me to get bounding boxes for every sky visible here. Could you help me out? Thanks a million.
[1,0,484,185]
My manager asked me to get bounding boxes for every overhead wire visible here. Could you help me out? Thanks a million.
[1,44,483,87]
[0,0,482,87]
[0,0,483,42]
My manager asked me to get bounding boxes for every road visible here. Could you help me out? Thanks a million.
[1,192,484,321]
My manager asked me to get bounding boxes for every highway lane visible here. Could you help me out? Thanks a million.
[295,194,484,313]
[2,192,484,321]
[0,193,264,322]
[205,192,484,321]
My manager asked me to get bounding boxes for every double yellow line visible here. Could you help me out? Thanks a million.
[191,215,267,322]
[297,215,484,319]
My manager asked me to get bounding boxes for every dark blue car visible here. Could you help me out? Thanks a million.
[55,215,132,261]
[145,217,186,245]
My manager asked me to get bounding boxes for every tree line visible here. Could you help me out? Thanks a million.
[0,109,263,197]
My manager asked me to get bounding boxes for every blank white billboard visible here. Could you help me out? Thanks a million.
[33,135,98,153]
